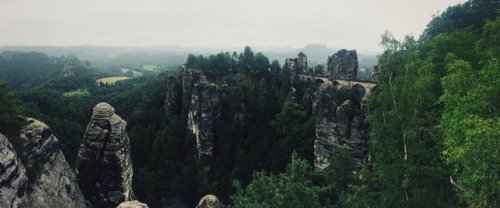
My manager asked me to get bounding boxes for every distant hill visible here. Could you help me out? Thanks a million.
[0,44,378,70]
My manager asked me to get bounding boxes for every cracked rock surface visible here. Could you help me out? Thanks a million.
[75,102,134,208]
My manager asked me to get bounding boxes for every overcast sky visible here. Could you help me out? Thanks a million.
[1,0,466,53]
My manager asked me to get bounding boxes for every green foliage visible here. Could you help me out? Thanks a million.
[230,150,358,207]
[5,5,498,206]
[313,64,325,75]
[231,152,321,208]
[240,46,255,72]
[421,0,498,40]
[269,102,306,136]
[367,32,455,207]
[440,30,500,206]
[364,2,499,207]
[0,79,25,136]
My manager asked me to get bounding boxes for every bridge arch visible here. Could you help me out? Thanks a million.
[352,84,366,98]
[331,80,340,87]
[315,79,325,84]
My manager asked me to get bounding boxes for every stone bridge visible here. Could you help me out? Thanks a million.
[298,74,377,96]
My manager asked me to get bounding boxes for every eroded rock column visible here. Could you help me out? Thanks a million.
[75,102,134,208]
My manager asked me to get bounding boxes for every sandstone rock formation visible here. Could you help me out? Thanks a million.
[75,102,134,208]
[188,80,226,169]
[313,84,367,169]
[302,88,313,116]
[0,133,27,208]
[117,200,149,208]
[286,87,297,101]
[327,49,359,80]
[285,52,308,84]
[196,194,219,208]
[165,75,182,117]
[296,52,308,74]
[371,65,380,81]
[1,118,87,208]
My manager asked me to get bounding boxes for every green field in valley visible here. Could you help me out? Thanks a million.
[96,76,130,84]
[121,68,143,77]
[143,64,159,72]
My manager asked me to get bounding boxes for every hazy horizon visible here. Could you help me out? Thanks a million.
[1,0,466,53]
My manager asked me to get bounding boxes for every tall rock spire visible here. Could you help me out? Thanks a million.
[75,102,134,208]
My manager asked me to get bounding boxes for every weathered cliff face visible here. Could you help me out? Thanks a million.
[327,49,358,80]
[371,65,380,81]
[302,88,313,116]
[286,52,308,84]
[286,87,297,102]
[188,80,226,170]
[296,52,308,74]
[75,102,134,208]
[0,118,87,208]
[0,133,27,208]
[165,75,182,117]
[313,84,367,169]
[285,58,297,84]
[313,84,339,169]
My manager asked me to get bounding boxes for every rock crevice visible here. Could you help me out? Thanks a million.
[75,102,134,208]
[313,84,367,169]
[0,117,87,208]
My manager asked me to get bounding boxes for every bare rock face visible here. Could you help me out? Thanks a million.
[335,100,367,166]
[117,200,149,208]
[313,84,367,169]
[327,49,358,80]
[371,65,380,81]
[286,52,308,84]
[296,52,308,74]
[196,194,219,208]
[188,81,225,170]
[285,58,297,84]
[165,76,182,117]
[286,87,297,102]
[0,134,27,208]
[313,84,339,169]
[0,118,87,208]
[75,102,134,208]
[302,88,313,116]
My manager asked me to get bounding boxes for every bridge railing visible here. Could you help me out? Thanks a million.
[298,73,376,84]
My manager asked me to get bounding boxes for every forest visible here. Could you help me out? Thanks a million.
[0,0,498,207]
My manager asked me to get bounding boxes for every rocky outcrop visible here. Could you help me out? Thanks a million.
[286,87,297,101]
[371,65,380,81]
[313,84,339,169]
[327,49,358,80]
[196,194,219,208]
[188,80,226,170]
[302,88,313,116]
[296,52,308,74]
[313,84,367,169]
[117,200,149,208]
[335,100,367,166]
[1,118,87,208]
[285,58,297,83]
[0,134,27,208]
[285,52,308,84]
[75,102,134,208]
[165,75,182,117]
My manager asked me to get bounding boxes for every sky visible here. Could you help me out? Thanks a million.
[1,0,467,53]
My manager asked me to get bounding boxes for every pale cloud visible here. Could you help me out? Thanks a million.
[0,0,467,52]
